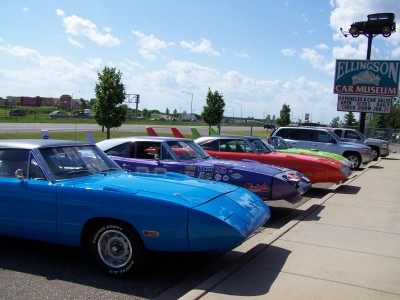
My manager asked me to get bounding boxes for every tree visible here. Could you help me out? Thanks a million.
[276,103,291,126]
[372,114,389,128]
[330,116,340,127]
[93,66,126,139]
[388,97,400,128]
[343,112,357,126]
[201,88,225,128]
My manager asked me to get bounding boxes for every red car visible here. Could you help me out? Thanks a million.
[195,135,352,184]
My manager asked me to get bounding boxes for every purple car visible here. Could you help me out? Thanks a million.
[97,137,312,203]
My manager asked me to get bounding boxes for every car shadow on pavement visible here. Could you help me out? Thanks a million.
[368,165,384,169]
[333,185,361,195]
[382,157,399,161]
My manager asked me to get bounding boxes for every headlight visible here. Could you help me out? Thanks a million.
[285,171,300,183]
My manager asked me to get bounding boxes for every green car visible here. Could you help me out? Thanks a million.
[265,136,351,167]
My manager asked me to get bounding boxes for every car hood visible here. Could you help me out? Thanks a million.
[62,171,239,206]
[183,158,292,175]
[267,151,335,163]
[366,138,387,144]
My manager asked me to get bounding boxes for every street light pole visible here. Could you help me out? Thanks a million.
[71,90,80,111]
[182,91,193,121]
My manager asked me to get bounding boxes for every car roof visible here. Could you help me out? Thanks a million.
[279,126,330,131]
[97,136,193,148]
[0,139,93,150]
[195,135,264,142]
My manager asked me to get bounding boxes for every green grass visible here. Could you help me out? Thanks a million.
[0,129,269,142]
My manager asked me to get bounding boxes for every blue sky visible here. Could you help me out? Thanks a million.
[1,0,399,123]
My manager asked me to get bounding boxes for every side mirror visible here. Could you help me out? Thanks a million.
[15,169,25,182]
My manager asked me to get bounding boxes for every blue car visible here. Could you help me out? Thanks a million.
[0,139,270,276]
[97,136,312,203]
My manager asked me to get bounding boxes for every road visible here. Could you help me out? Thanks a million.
[0,123,261,136]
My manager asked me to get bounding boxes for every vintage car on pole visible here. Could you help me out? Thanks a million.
[195,135,352,184]
[97,136,312,203]
[0,139,271,276]
[264,136,351,167]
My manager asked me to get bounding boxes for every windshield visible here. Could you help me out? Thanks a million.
[40,145,121,180]
[166,140,211,161]
[248,138,275,154]
[267,137,291,150]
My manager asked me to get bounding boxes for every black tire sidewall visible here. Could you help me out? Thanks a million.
[89,222,145,276]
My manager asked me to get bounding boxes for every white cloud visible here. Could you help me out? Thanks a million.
[281,48,296,57]
[235,52,250,59]
[61,14,121,47]
[56,9,65,17]
[0,45,99,98]
[67,37,84,48]
[131,30,172,61]
[180,38,220,56]
[315,43,329,50]
[22,7,28,12]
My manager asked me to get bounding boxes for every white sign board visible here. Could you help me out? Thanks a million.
[337,94,392,114]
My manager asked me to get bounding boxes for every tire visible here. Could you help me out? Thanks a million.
[371,146,380,161]
[350,26,359,37]
[344,152,361,170]
[87,221,146,277]
[382,26,391,37]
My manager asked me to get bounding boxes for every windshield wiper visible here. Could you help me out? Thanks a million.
[100,168,121,174]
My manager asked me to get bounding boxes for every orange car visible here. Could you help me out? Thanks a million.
[195,135,352,184]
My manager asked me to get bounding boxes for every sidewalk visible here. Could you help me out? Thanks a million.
[178,151,400,300]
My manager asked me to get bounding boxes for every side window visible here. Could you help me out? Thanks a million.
[333,129,343,137]
[160,144,173,160]
[298,129,314,141]
[276,128,291,139]
[316,131,331,143]
[0,149,29,178]
[135,142,162,159]
[29,156,46,180]
[345,130,359,140]
[199,140,220,151]
[104,142,131,158]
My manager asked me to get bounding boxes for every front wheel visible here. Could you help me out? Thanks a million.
[350,26,359,37]
[87,221,146,276]
[382,25,392,37]
[344,152,361,170]
[371,146,380,161]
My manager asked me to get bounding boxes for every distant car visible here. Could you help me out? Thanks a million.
[265,136,351,167]
[97,136,312,203]
[263,123,276,129]
[74,111,91,118]
[9,109,27,116]
[0,139,270,276]
[349,13,396,38]
[49,111,67,118]
[195,135,352,184]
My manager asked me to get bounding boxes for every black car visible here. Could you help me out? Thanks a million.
[263,123,276,129]
[349,13,396,38]
[9,109,27,116]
